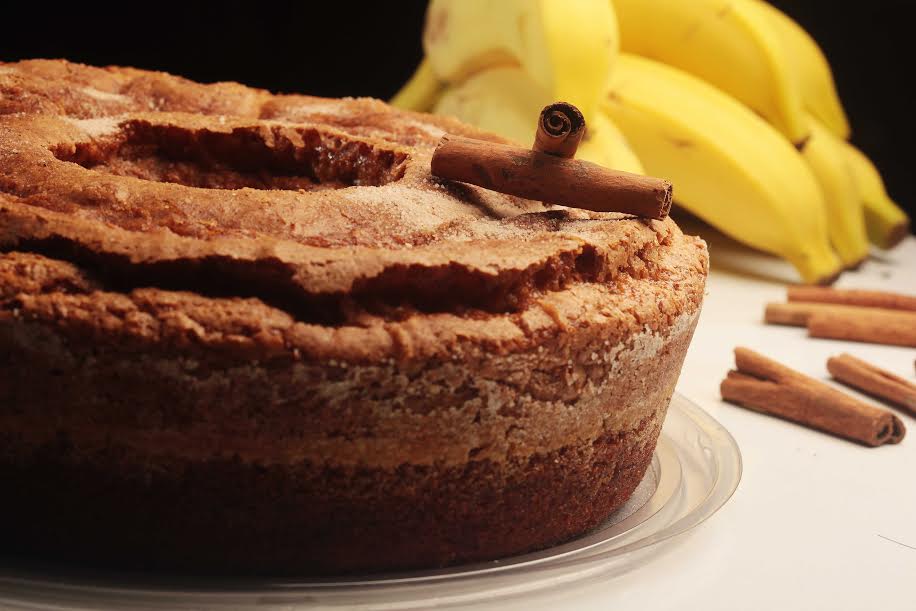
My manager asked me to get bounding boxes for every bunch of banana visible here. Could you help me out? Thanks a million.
[613,0,908,263]
[392,0,910,284]
[602,54,839,282]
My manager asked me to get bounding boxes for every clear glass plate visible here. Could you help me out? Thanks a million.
[0,393,741,610]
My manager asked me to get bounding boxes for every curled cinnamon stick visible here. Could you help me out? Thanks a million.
[431,135,672,219]
[788,286,916,311]
[533,102,586,158]
[807,310,916,348]
[720,347,905,447]
[764,302,915,327]
[827,354,916,416]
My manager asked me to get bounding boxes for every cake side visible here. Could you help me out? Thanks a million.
[0,226,705,574]
[0,306,698,574]
[0,224,705,466]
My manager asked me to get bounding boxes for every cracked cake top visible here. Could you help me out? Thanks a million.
[0,59,707,363]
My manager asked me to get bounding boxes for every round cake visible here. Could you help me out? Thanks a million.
[0,60,708,575]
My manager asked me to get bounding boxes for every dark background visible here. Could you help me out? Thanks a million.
[1,1,912,221]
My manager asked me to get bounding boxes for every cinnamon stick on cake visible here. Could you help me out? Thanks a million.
[532,101,586,158]
[431,101,673,219]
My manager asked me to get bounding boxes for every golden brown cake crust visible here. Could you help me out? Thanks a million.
[0,59,708,574]
[1,59,692,334]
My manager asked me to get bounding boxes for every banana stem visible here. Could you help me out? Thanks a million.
[788,247,843,286]
[864,204,911,250]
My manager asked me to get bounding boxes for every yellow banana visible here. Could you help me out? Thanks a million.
[390,58,444,113]
[839,142,911,249]
[752,0,852,140]
[422,0,617,121]
[798,117,869,267]
[613,0,808,145]
[435,66,643,174]
[602,54,841,284]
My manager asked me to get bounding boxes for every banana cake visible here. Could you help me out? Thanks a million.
[0,60,708,575]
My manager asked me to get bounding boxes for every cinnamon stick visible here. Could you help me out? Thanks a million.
[827,354,916,416]
[807,310,916,348]
[788,286,916,312]
[431,135,672,218]
[533,102,586,158]
[720,347,905,447]
[764,302,916,327]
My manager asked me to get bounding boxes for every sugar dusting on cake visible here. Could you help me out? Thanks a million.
[623,309,699,365]
[337,181,533,242]
[81,87,130,104]
[404,119,446,140]
[62,116,120,138]
[291,102,348,117]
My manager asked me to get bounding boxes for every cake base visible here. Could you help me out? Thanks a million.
[0,408,662,576]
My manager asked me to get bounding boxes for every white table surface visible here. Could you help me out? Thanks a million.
[496,223,916,611]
